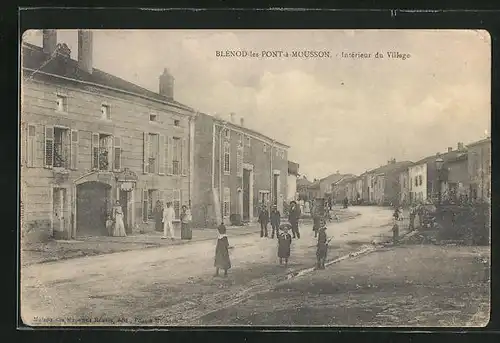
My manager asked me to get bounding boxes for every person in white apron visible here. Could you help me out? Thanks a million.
[112,201,126,237]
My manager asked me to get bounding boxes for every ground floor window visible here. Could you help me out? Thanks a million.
[173,189,181,219]
[223,187,230,218]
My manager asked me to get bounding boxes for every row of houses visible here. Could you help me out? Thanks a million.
[20,30,300,240]
[300,141,491,207]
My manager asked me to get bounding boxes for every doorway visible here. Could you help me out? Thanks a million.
[76,181,111,236]
[52,188,68,234]
[243,169,250,221]
[273,174,279,205]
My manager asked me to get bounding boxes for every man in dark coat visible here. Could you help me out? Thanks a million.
[288,201,301,239]
[258,205,270,238]
[270,205,281,239]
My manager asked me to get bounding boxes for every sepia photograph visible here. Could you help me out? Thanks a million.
[19,29,491,327]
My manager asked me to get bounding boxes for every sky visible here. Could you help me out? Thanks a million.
[23,29,491,179]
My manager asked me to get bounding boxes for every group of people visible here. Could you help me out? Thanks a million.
[106,200,127,237]
[153,200,192,240]
[257,200,302,239]
[214,200,332,276]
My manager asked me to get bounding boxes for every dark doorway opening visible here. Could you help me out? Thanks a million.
[76,181,111,236]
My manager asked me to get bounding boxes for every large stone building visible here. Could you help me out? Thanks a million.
[467,137,491,203]
[191,112,289,228]
[20,30,195,240]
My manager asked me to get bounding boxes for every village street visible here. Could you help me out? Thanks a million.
[21,206,399,326]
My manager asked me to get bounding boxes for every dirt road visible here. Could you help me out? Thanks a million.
[21,206,396,326]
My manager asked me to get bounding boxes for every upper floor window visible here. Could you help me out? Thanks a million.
[147,133,159,174]
[92,133,113,171]
[174,119,180,127]
[101,104,110,120]
[245,135,251,147]
[224,141,230,174]
[56,95,67,112]
[44,126,78,170]
[238,133,243,147]
[418,175,423,186]
[224,128,230,140]
[263,144,268,153]
[150,114,158,122]
[172,137,182,175]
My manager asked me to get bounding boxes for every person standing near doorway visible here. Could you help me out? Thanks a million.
[270,204,281,239]
[154,200,163,232]
[112,200,126,237]
[162,202,176,240]
[258,205,270,238]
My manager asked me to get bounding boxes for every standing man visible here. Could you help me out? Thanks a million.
[258,204,270,238]
[270,204,281,239]
[162,202,176,240]
[289,200,301,239]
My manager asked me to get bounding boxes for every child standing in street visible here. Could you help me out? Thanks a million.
[214,222,231,277]
[277,223,293,266]
[316,220,329,270]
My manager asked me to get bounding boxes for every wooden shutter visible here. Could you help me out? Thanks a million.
[158,134,165,175]
[167,137,173,175]
[237,146,243,177]
[91,133,99,170]
[70,130,79,170]
[113,136,121,171]
[20,123,26,166]
[142,189,148,222]
[174,189,181,219]
[143,132,149,174]
[44,125,54,168]
[181,138,188,176]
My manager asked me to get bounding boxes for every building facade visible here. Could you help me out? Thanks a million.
[287,161,299,202]
[192,112,289,228]
[399,168,410,206]
[21,30,195,240]
[467,137,491,203]
[444,154,469,202]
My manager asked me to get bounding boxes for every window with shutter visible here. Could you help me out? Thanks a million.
[181,138,188,176]
[142,189,148,222]
[91,133,99,170]
[224,142,230,174]
[173,189,181,219]
[167,137,173,175]
[172,137,181,175]
[20,123,26,166]
[44,126,54,168]
[223,187,230,217]
[143,132,149,174]
[27,124,36,167]
[113,136,121,171]
[70,130,79,170]
[159,135,165,175]
[237,146,243,177]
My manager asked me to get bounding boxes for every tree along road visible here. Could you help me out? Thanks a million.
[21,206,396,326]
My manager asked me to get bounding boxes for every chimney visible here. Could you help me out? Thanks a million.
[42,29,57,55]
[159,68,174,100]
[448,147,453,152]
[240,117,244,126]
[457,142,464,151]
[230,112,235,123]
[77,30,93,74]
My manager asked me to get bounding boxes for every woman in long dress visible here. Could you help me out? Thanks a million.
[112,200,127,237]
[214,222,231,277]
[277,223,292,266]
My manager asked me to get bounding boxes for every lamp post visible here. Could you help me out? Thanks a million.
[435,157,444,206]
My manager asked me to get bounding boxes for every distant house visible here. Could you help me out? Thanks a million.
[287,161,300,202]
[409,143,468,204]
[319,172,354,200]
[445,153,469,202]
[467,137,491,203]
[297,176,313,201]
[399,168,411,206]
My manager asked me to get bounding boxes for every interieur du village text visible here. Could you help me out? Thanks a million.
[215,50,412,60]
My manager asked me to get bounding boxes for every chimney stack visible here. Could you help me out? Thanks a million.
[230,112,235,123]
[77,30,93,74]
[159,68,174,100]
[42,29,57,55]
[448,147,453,152]
[240,117,244,126]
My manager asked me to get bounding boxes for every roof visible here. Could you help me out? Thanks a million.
[297,177,313,187]
[288,161,299,175]
[319,173,355,184]
[22,42,194,112]
[467,137,491,148]
[414,150,467,166]
[336,174,358,184]
[367,161,414,175]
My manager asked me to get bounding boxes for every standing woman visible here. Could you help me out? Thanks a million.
[112,200,127,237]
[214,222,231,277]
[154,200,163,232]
[277,223,292,266]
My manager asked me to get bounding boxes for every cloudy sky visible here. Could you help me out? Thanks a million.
[23,29,491,179]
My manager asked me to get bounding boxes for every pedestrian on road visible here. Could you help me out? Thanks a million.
[288,200,301,239]
[162,202,176,240]
[277,223,292,266]
[270,205,281,239]
[180,205,192,240]
[214,222,231,277]
[409,206,416,231]
[154,200,163,232]
[392,221,400,244]
[111,200,127,237]
[258,205,270,238]
[315,220,329,270]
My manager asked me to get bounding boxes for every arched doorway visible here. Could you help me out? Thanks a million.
[76,181,111,236]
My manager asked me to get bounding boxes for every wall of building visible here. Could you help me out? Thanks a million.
[408,163,427,203]
[468,141,491,202]
[384,170,403,206]
[287,174,297,201]
[399,170,409,205]
[21,77,192,239]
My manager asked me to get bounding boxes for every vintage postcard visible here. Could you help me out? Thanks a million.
[19,29,491,327]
